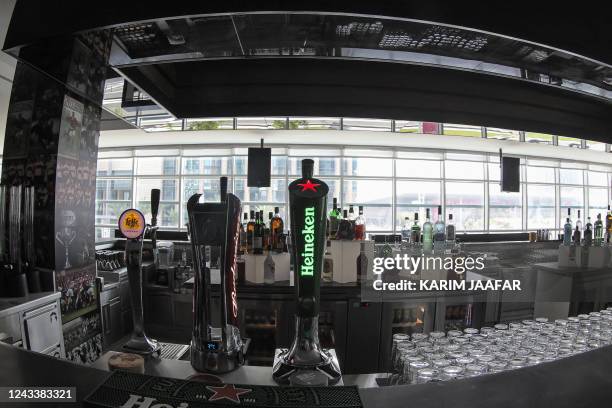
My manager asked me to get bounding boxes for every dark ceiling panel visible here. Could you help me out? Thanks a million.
[117,58,612,143]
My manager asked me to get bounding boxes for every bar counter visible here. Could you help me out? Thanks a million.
[2,342,612,408]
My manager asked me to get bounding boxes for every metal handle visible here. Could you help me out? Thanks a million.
[150,189,160,226]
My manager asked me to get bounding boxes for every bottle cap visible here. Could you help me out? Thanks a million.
[449,214,453,220]
[269,211,273,219]
[414,212,419,220]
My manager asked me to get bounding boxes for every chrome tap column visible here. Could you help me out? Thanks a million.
[188,177,244,373]
[272,159,342,386]
[119,189,161,356]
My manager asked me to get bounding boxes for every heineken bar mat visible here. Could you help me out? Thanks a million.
[84,370,363,408]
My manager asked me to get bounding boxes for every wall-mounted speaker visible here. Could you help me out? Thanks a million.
[501,156,520,192]
[247,145,271,187]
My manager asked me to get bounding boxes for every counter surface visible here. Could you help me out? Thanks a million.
[0,291,60,319]
[2,343,612,408]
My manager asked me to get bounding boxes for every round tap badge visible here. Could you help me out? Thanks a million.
[118,209,146,239]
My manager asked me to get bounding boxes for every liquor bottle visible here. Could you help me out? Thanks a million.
[322,240,333,283]
[594,213,604,246]
[584,217,593,247]
[348,205,356,221]
[264,248,275,284]
[336,210,355,240]
[422,208,433,253]
[411,212,421,247]
[446,213,456,244]
[567,208,572,229]
[253,212,264,255]
[355,206,366,240]
[240,213,248,254]
[264,211,273,250]
[606,205,612,244]
[401,217,411,242]
[246,210,256,253]
[271,206,284,253]
[433,205,445,251]
[356,241,368,282]
[573,225,581,246]
[563,218,572,246]
[328,198,341,239]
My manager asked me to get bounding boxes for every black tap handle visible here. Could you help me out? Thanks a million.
[150,189,160,226]
[220,177,228,202]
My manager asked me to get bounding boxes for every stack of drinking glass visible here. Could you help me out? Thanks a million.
[390,308,612,385]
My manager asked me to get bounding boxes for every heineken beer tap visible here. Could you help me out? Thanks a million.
[272,159,342,385]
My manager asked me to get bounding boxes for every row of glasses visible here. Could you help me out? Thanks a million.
[390,307,612,385]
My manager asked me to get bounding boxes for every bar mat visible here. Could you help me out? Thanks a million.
[85,370,363,408]
[158,342,189,360]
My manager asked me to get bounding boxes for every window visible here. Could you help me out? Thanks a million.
[95,143,612,239]
[486,127,521,141]
[443,124,482,138]
[525,132,554,145]
[342,118,391,132]
[445,161,484,180]
[395,121,421,133]
[527,185,555,229]
[489,184,522,230]
[396,160,441,179]
[445,182,485,231]
[557,136,582,148]
[585,140,606,152]
[185,118,233,130]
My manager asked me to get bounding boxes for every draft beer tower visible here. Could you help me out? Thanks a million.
[273,159,342,385]
[187,176,244,372]
[120,189,161,355]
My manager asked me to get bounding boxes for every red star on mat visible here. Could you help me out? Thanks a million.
[206,384,251,404]
[297,179,320,192]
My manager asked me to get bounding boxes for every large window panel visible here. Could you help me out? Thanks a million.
[97,158,132,176]
[587,171,608,186]
[342,179,392,205]
[136,178,180,227]
[396,180,441,205]
[527,185,555,229]
[95,202,131,226]
[234,178,286,203]
[486,127,520,141]
[96,179,132,201]
[355,206,393,232]
[342,157,392,177]
[396,206,436,230]
[588,188,608,220]
[342,118,391,132]
[559,186,584,228]
[396,160,441,179]
[182,157,231,175]
[489,184,522,230]
[524,132,554,145]
[136,157,179,176]
[527,166,555,183]
[557,136,582,148]
[395,121,420,133]
[289,157,340,176]
[559,169,583,185]
[445,182,484,230]
[445,161,484,180]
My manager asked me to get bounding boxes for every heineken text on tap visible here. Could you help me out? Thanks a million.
[288,159,328,313]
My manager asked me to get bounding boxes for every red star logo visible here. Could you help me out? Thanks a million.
[206,384,251,404]
[297,179,320,192]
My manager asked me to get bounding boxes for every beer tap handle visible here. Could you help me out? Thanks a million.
[150,189,160,227]
[220,177,228,202]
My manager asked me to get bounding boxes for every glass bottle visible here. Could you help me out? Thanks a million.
[348,205,356,221]
[246,210,256,254]
[322,240,333,283]
[264,247,275,284]
[264,211,273,250]
[356,241,368,282]
[239,212,248,254]
[594,213,604,246]
[573,224,581,246]
[446,213,456,244]
[401,216,411,243]
[584,217,593,247]
[336,209,355,240]
[410,212,421,248]
[422,208,433,253]
[271,206,284,253]
[576,210,583,234]
[253,212,264,255]
[328,198,341,239]
[606,205,612,244]
[355,206,366,240]
[563,217,572,246]
[433,205,445,252]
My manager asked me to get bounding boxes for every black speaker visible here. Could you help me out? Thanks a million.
[501,156,520,192]
[247,147,271,187]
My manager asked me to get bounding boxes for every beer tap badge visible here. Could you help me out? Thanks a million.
[119,209,146,239]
